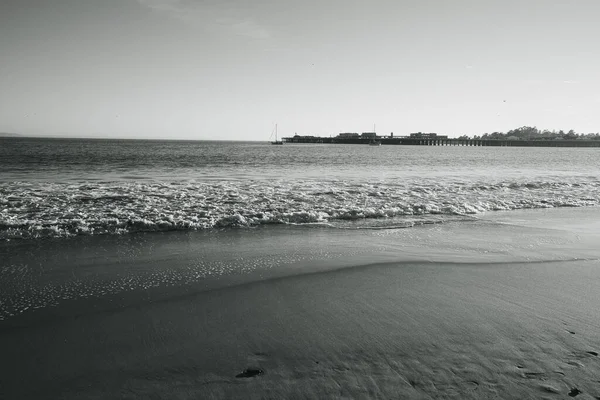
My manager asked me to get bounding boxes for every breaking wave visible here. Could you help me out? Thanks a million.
[2,177,600,240]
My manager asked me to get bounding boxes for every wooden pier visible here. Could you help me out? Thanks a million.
[282,136,600,147]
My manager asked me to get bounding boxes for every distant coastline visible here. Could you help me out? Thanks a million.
[283,125,600,147]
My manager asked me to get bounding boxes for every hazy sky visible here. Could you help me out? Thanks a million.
[1,0,599,140]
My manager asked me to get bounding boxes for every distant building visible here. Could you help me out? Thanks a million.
[285,134,324,143]
[337,132,360,138]
[409,132,448,139]
[410,132,436,138]
[292,134,319,139]
[361,132,377,139]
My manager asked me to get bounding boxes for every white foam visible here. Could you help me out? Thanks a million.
[1,178,600,240]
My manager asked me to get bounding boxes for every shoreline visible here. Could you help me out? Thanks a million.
[3,207,600,323]
[2,207,600,398]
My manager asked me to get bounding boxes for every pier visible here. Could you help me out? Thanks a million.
[282,136,600,147]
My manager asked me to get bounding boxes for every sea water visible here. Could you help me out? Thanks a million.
[2,137,599,239]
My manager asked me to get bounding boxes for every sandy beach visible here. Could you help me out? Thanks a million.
[2,207,600,399]
[4,1,600,397]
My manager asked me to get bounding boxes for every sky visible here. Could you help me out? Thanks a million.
[1,0,600,140]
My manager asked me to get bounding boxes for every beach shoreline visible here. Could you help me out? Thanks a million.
[2,207,600,399]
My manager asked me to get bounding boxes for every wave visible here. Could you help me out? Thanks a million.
[2,178,600,240]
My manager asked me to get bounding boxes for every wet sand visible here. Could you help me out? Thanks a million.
[2,208,600,399]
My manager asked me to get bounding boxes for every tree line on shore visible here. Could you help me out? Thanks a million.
[457,126,600,141]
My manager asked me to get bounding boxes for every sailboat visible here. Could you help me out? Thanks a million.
[368,123,381,145]
[270,124,283,145]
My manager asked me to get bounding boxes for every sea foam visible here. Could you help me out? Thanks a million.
[1,178,600,240]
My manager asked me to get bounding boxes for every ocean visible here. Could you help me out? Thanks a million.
[2,137,600,399]
[2,137,599,239]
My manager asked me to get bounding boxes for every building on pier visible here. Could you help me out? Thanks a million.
[409,132,448,139]
[337,132,360,138]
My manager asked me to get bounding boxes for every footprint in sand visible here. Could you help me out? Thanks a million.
[566,360,585,368]
[539,384,560,394]
[516,365,549,380]
[465,381,479,390]
[235,352,268,378]
[236,368,264,378]
[522,371,547,380]
[566,350,599,367]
